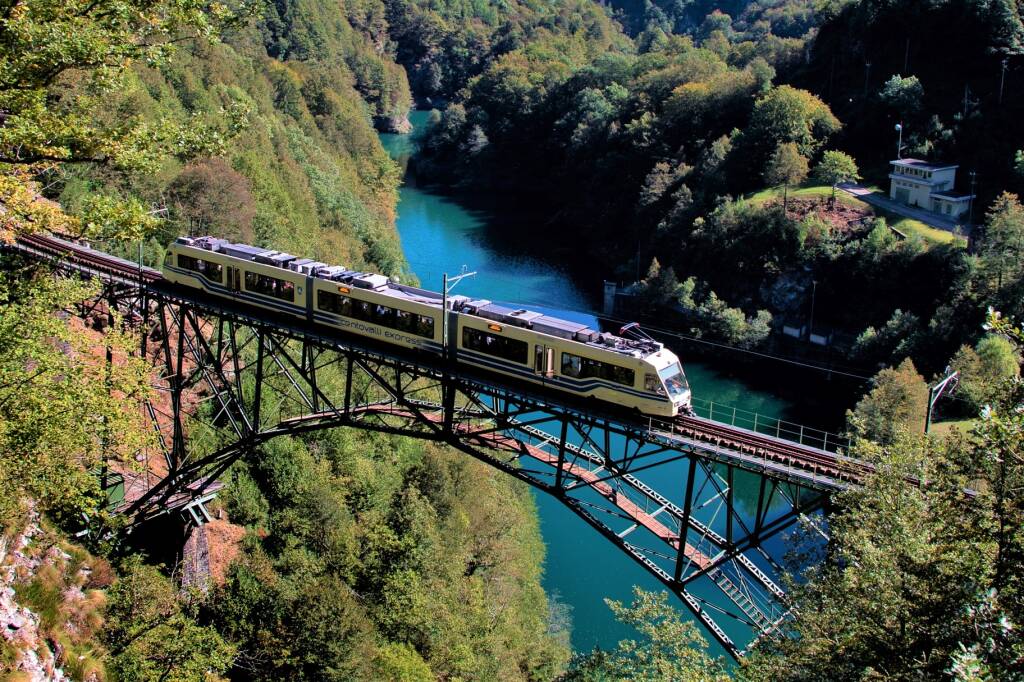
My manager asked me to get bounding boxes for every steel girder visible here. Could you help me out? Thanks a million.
[93,291,829,659]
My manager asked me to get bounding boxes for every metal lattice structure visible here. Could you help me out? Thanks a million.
[11,235,868,657]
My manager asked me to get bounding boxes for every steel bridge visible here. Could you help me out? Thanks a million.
[9,234,875,658]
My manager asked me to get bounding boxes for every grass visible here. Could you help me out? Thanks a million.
[744,184,967,248]
[930,418,977,437]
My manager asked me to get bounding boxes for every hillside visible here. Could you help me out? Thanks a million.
[0,1,570,679]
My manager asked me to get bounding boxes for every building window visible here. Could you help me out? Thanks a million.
[561,352,635,386]
[177,254,223,283]
[245,271,295,301]
[463,327,529,364]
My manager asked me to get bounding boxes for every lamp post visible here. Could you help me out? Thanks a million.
[895,123,903,159]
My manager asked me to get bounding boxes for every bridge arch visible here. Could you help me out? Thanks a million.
[13,234,861,658]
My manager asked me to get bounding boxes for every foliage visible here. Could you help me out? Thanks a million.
[566,588,730,681]
[849,357,928,444]
[878,74,925,115]
[166,158,257,242]
[103,556,235,681]
[631,259,773,348]
[813,150,860,200]
[951,334,1020,411]
[743,85,840,165]
[208,430,569,680]
[977,192,1024,294]
[746,374,1024,680]
[0,0,252,242]
[763,141,808,211]
[0,266,152,526]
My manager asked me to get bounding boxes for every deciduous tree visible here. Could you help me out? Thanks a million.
[849,357,928,443]
[814,150,860,203]
[764,142,808,212]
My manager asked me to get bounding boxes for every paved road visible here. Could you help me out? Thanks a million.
[838,183,970,233]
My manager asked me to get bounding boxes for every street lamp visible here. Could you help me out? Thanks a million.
[895,123,903,159]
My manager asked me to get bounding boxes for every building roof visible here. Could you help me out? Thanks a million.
[931,191,975,202]
[890,158,958,171]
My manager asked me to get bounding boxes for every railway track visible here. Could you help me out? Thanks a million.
[666,414,874,485]
[14,232,872,487]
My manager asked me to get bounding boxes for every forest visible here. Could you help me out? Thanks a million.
[0,0,1023,680]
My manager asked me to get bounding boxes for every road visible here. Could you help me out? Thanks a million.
[838,183,970,233]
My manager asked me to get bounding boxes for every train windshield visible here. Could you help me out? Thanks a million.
[658,363,690,399]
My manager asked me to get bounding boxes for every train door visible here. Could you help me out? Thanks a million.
[227,266,241,293]
[534,344,554,378]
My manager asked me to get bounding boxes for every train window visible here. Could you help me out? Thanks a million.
[645,374,661,392]
[244,271,294,302]
[319,291,434,338]
[416,315,435,338]
[463,327,528,364]
[561,352,635,387]
[317,290,353,315]
[177,254,223,283]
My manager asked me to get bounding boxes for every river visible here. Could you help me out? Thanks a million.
[381,111,800,654]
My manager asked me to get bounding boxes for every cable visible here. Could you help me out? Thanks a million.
[378,262,876,379]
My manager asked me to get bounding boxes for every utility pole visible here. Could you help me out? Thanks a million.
[807,280,818,341]
[1000,58,1009,105]
[895,123,904,159]
[441,266,476,361]
[968,170,978,226]
[864,61,872,96]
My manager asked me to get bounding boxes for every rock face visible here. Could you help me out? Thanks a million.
[0,510,70,681]
[375,112,413,134]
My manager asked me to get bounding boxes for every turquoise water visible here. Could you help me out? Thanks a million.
[381,112,794,654]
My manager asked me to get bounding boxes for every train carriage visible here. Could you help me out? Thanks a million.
[162,236,692,418]
[455,305,689,416]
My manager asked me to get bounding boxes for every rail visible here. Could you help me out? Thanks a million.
[13,233,869,490]
[690,397,849,453]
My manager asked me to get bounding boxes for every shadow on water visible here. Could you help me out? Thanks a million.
[379,110,838,656]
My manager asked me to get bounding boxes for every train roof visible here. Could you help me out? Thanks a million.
[175,236,666,359]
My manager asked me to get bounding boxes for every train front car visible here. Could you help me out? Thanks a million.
[646,351,692,416]
[454,300,692,418]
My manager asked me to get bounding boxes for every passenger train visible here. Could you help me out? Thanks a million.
[162,236,693,417]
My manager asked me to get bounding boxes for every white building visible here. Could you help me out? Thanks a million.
[889,159,974,221]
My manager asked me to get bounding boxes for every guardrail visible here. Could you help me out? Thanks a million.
[690,397,849,453]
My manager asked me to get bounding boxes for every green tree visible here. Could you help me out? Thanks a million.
[0,269,152,524]
[813,150,860,202]
[979,192,1024,293]
[566,588,730,681]
[764,142,809,212]
[635,258,686,307]
[743,421,1021,681]
[103,557,235,681]
[0,0,249,241]
[878,74,925,116]
[849,358,928,444]
[746,85,841,159]
[167,158,257,242]
[951,334,1020,411]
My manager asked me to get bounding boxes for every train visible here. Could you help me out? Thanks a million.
[161,236,693,417]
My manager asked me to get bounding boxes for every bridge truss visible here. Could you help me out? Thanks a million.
[12,235,858,658]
